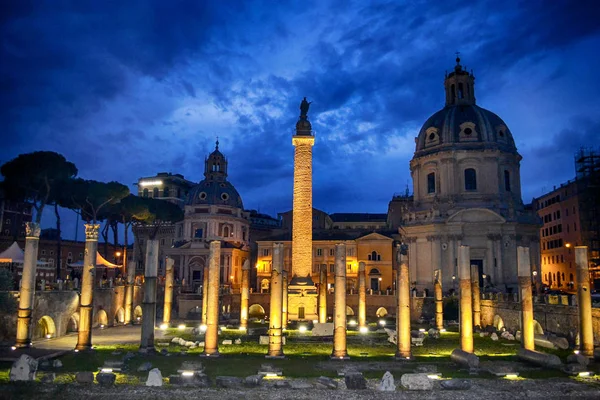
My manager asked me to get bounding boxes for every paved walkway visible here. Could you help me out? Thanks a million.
[33,325,166,350]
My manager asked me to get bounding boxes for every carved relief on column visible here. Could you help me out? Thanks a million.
[84,224,100,241]
[25,222,41,238]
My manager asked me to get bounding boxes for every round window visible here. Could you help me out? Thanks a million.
[221,193,229,201]
[220,183,226,188]
[428,133,436,141]
[464,128,473,135]
[199,192,207,200]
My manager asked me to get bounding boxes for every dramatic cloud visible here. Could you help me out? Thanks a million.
[1,0,600,237]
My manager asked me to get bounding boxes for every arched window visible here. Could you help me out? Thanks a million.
[223,225,230,237]
[427,172,435,194]
[464,168,477,191]
[458,82,464,99]
[451,84,456,103]
[163,187,170,197]
[504,170,511,192]
[143,188,149,197]
[153,187,159,197]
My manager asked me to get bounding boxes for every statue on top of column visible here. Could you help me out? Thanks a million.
[300,97,312,118]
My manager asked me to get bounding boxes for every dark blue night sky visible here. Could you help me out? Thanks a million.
[2,1,600,239]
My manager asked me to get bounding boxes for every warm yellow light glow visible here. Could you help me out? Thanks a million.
[574,350,580,355]
[348,320,357,326]
[504,374,519,380]
[100,324,105,329]
[230,275,234,280]
[440,328,447,333]
[359,326,369,334]
[115,251,121,257]
[239,326,246,331]
[159,323,168,330]
[10,346,16,351]
[181,371,194,377]
[378,277,382,281]
[74,349,79,353]
[177,324,186,330]
[312,320,318,324]
[46,334,51,339]
[299,325,307,333]
[565,243,572,248]
[199,324,207,332]
[419,328,425,332]
[427,373,442,380]
[578,371,591,377]
[265,373,279,377]
[139,180,163,186]
[379,320,386,326]
[101,368,113,373]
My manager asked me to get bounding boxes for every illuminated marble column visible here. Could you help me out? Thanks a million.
[124,259,136,325]
[458,245,473,353]
[240,259,250,330]
[162,256,175,325]
[267,243,284,358]
[395,248,411,359]
[282,270,288,329]
[291,132,315,279]
[75,224,100,351]
[15,222,41,348]
[434,269,444,330]
[140,239,159,352]
[358,261,367,329]
[332,243,349,359]
[471,265,481,328]
[318,264,327,323]
[517,246,534,351]
[575,246,594,357]
[202,241,221,356]
[201,265,209,325]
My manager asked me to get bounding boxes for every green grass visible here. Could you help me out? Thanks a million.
[0,328,591,386]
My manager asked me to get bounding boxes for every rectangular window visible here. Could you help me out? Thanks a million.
[427,172,435,194]
[317,248,323,256]
[504,170,511,192]
[556,210,560,219]
[329,248,334,256]
[574,222,577,231]
[262,248,269,256]
[566,208,569,217]
[329,264,334,273]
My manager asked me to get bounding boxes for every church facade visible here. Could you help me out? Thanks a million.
[392,58,541,293]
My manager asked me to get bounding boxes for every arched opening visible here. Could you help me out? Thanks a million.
[493,314,504,331]
[427,172,435,194]
[248,304,265,319]
[223,225,230,237]
[346,306,354,316]
[115,308,125,325]
[96,309,108,327]
[34,316,56,339]
[153,187,159,197]
[376,307,388,317]
[163,187,170,197]
[261,279,270,293]
[533,320,544,335]
[133,306,143,322]
[67,313,79,333]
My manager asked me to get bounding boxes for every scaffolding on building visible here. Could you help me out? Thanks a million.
[575,147,600,288]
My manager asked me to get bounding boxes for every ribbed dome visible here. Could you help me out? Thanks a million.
[186,179,244,209]
[414,104,517,157]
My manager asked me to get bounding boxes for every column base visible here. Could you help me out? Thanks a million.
[265,354,285,359]
[14,341,32,349]
[330,355,350,360]
[138,347,157,354]
[74,345,93,352]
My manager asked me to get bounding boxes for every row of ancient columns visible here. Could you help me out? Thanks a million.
[14,225,596,360]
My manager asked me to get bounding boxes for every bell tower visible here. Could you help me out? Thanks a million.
[204,139,228,181]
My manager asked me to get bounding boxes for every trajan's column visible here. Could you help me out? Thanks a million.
[288,97,318,321]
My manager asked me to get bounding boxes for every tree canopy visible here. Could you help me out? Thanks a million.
[136,197,184,239]
[67,179,130,223]
[0,151,78,223]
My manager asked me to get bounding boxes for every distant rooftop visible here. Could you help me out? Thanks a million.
[329,213,387,223]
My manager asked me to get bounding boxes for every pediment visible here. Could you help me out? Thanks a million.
[446,208,505,224]
[356,232,393,241]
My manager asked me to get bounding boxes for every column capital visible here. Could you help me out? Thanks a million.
[242,259,251,271]
[25,222,41,238]
[165,256,175,269]
[84,224,100,241]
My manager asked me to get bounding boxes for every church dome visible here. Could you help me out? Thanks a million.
[414,57,517,157]
[186,179,244,208]
[185,139,244,209]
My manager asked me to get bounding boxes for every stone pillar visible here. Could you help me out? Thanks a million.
[396,248,411,359]
[458,245,474,353]
[240,259,250,330]
[471,265,481,328]
[140,239,159,352]
[358,261,367,329]
[318,264,327,323]
[517,246,534,351]
[201,264,209,325]
[15,222,41,348]
[332,243,348,359]
[163,256,175,325]
[124,259,136,325]
[575,246,594,358]
[291,134,315,279]
[282,271,288,329]
[75,224,100,351]
[202,241,221,356]
[267,243,284,358]
[434,269,443,330]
